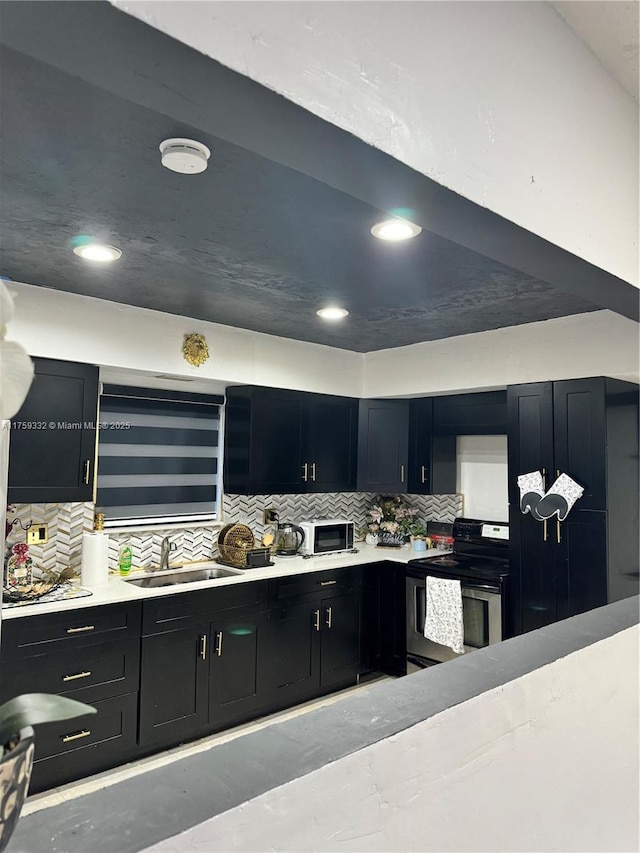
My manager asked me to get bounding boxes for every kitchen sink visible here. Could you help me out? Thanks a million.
[124,564,244,588]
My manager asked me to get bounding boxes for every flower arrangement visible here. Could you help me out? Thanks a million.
[365,495,423,541]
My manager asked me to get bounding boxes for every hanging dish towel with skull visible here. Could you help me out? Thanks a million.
[424,576,465,654]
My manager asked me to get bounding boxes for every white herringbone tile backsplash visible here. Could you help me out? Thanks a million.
[5,491,462,576]
[222,492,463,540]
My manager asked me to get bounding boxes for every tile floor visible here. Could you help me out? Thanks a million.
[23,676,389,817]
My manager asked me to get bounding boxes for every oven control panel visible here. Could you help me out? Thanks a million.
[481,523,509,541]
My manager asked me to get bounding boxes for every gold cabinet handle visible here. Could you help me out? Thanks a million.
[400,464,405,483]
[311,462,316,482]
[66,625,95,634]
[557,518,561,544]
[543,519,548,542]
[83,459,91,485]
[215,631,223,657]
[62,671,92,682]
[313,609,320,632]
[320,580,337,586]
[325,606,333,629]
[200,634,207,660]
[62,729,91,744]
[421,465,427,484]
[302,463,308,482]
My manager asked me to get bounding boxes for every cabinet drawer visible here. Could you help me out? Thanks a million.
[29,692,138,794]
[268,567,363,607]
[1,638,140,703]
[1,602,141,658]
[142,580,267,635]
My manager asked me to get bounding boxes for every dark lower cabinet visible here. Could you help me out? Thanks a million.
[364,562,407,676]
[139,624,209,748]
[209,612,267,728]
[555,510,608,622]
[263,602,321,708]
[320,592,364,689]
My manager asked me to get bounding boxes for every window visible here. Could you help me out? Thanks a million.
[96,385,223,527]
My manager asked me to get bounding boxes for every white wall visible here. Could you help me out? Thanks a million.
[6,282,364,398]
[364,310,640,397]
[113,0,639,287]
[456,435,508,521]
[145,625,640,853]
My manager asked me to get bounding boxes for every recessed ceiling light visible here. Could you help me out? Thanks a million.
[73,243,122,262]
[317,307,349,321]
[371,218,422,241]
[159,138,211,174]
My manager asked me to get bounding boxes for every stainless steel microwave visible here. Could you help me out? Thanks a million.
[298,519,355,556]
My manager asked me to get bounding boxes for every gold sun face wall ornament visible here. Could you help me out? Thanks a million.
[182,333,210,367]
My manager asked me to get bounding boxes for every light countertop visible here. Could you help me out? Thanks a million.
[1,544,450,620]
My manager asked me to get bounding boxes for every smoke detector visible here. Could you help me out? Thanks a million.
[159,138,211,174]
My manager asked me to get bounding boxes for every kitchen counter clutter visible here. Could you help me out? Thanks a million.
[0,544,448,794]
[1,543,447,620]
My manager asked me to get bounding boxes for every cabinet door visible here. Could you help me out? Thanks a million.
[209,612,267,728]
[507,383,555,635]
[408,398,432,494]
[139,625,209,747]
[555,510,608,621]
[553,379,606,510]
[8,358,99,502]
[249,390,305,493]
[432,391,507,435]
[357,400,409,493]
[305,396,358,492]
[263,603,321,708]
[320,591,364,689]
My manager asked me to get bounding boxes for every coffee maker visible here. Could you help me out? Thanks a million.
[275,522,305,556]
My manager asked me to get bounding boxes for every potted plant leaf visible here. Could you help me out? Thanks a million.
[0,694,96,852]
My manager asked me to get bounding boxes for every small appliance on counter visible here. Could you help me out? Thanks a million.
[298,518,355,556]
[275,522,305,557]
[406,517,509,671]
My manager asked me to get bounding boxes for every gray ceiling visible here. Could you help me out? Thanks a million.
[0,9,619,352]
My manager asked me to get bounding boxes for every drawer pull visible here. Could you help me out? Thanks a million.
[325,606,333,629]
[215,631,223,657]
[311,462,316,482]
[66,625,95,634]
[61,729,91,744]
[200,634,207,660]
[83,459,91,485]
[62,670,92,682]
[319,580,337,587]
[313,609,320,632]
[421,465,427,484]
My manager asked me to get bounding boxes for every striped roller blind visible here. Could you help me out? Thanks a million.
[96,385,224,526]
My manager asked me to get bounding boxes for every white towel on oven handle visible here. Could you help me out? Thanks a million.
[424,576,465,654]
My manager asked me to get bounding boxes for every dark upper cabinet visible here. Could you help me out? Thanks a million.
[432,391,507,435]
[408,398,457,495]
[507,378,639,637]
[553,379,606,510]
[357,399,410,493]
[304,395,358,491]
[8,358,99,502]
[224,386,357,494]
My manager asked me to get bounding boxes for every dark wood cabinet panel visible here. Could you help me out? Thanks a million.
[408,399,457,495]
[357,399,409,493]
[432,391,507,435]
[305,396,358,491]
[507,378,638,636]
[209,612,267,728]
[320,591,364,689]
[224,386,358,494]
[553,379,606,510]
[263,603,321,707]
[139,624,209,747]
[8,358,99,503]
[29,692,138,795]
[364,562,407,676]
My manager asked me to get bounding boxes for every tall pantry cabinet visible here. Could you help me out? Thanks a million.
[507,377,639,636]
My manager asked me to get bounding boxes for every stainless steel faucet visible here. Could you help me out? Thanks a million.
[159,537,177,571]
